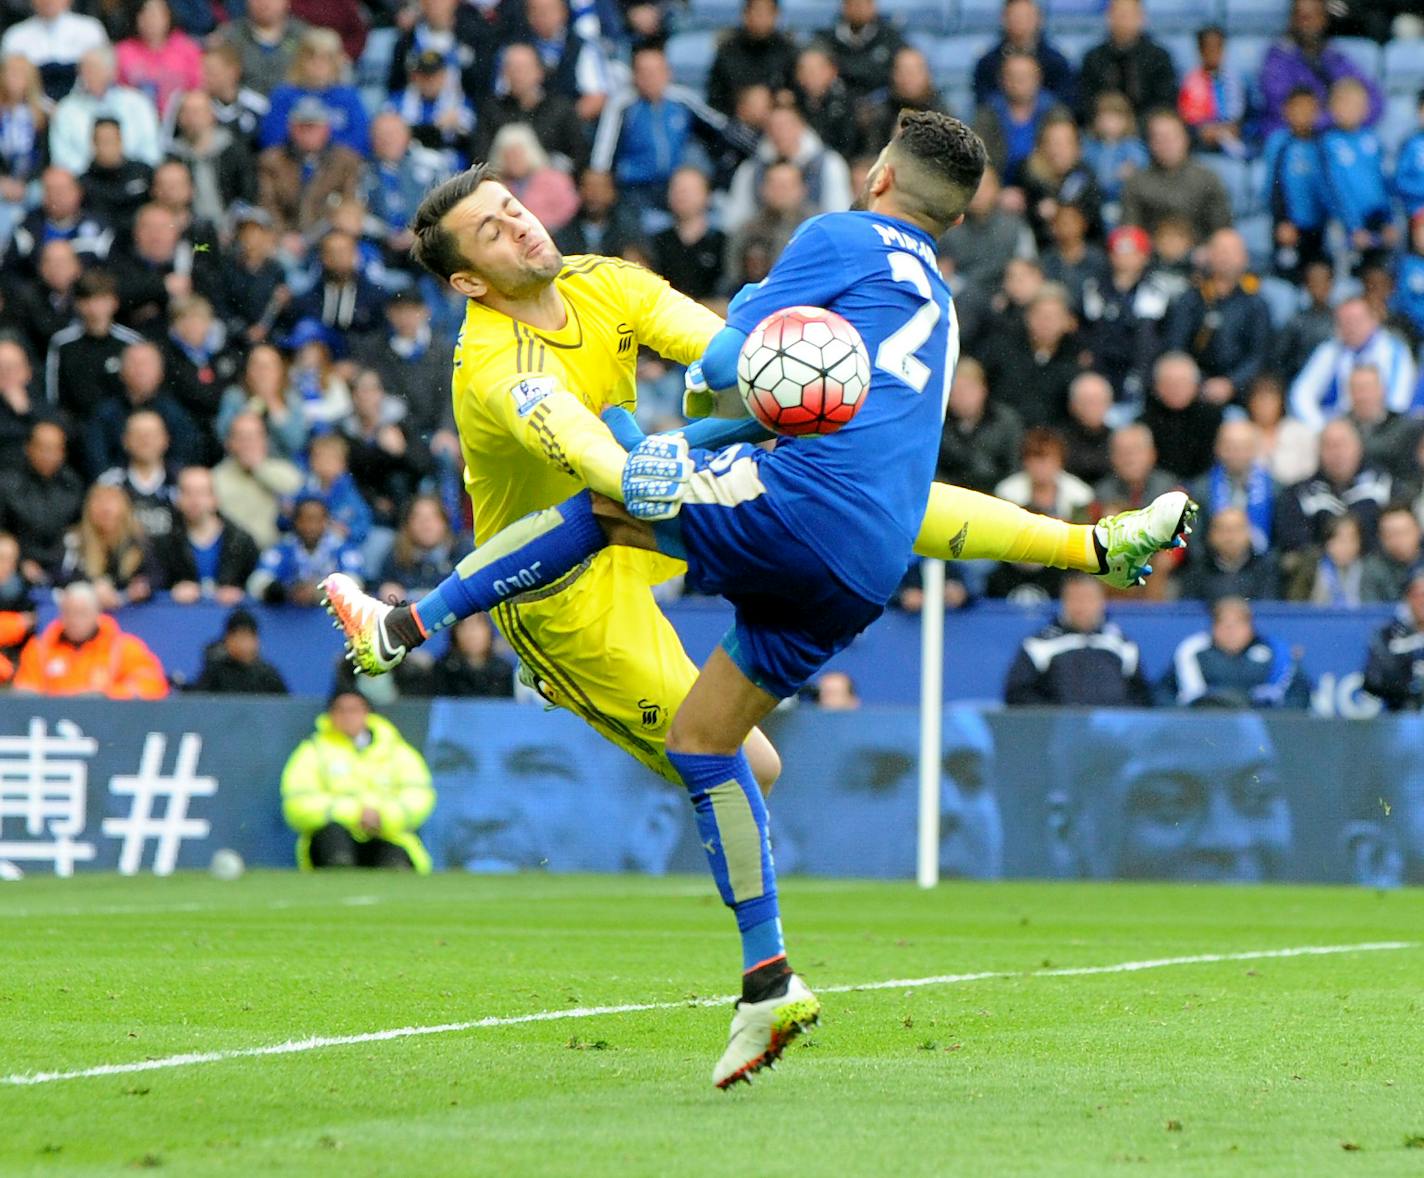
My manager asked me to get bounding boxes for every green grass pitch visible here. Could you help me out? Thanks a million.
[2,872,1423,1177]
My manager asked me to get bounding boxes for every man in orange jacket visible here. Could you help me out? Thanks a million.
[12,582,168,699]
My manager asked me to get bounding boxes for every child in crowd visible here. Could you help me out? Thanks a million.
[1264,86,1330,281]
[1322,77,1394,255]
[1150,215,1197,299]
[297,432,372,548]
[1177,25,1246,158]
[1082,92,1148,211]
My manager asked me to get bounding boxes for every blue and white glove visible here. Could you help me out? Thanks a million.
[682,358,715,419]
[622,434,694,521]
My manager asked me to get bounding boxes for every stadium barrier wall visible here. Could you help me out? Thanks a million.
[55,598,1397,714]
[0,699,1416,887]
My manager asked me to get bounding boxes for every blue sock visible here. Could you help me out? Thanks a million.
[414,491,605,636]
[667,748,786,975]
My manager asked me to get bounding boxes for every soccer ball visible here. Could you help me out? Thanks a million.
[737,306,871,437]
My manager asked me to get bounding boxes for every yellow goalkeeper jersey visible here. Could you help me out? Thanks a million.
[451,254,723,545]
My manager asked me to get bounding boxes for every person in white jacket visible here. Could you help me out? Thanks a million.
[1289,297,1418,431]
[0,0,108,102]
[49,46,161,174]
[720,104,852,235]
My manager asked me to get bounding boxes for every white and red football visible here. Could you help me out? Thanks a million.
[736,306,871,437]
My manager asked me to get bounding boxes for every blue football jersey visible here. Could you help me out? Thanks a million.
[725,211,959,603]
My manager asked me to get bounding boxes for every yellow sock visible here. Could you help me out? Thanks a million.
[913,483,1101,572]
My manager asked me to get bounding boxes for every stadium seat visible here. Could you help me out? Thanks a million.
[1223,35,1270,84]
[1379,93,1420,161]
[1330,37,1382,84]
[1161,33,1199,79]
[1382,40,1424,98]
[1143,0,1218,34]
[928,33,997,89]
[1199,153,1253,218]
[1220,0,1290,36]
[1236,212,1273,265]
[665,30,719,93]
[880,0,953,34]
[953,0,1003,34]
[943,83,974,119]
[1055,31,1099,70]
[1043,0,1108,33]
[682,0,741,30]
[1258,276,1302,331]
[356,26,399,91]
[780,0,827,33]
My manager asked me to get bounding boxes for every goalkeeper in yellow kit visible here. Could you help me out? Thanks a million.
[323,164,1193,788]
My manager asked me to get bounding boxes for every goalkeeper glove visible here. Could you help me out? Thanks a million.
[622,434,693,521]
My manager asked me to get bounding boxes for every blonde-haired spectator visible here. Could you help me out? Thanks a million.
[259,27,367,155]
[488,123,579,233]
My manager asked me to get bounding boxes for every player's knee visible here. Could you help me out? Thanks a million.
[747,740,782,796]
[666,714,738,758]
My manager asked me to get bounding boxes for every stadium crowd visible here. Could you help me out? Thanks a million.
[0,0,1421,708]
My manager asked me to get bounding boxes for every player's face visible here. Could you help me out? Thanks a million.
[443,181,563,301]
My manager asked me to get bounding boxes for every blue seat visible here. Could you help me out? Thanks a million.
[780,0,828,33]
[953,0,1003,34]
[1236,212,1273,265]
[356,25,399,90]
[1258,276,1302,330]
[1220,0,1290,36]
[929,33,997,89]
[1161,33,1199,79]
[665,30,719,93]
[1223,34,1270,82]
[681,0,741,30]
[1200,153,1253,218]
[944,83,975,119]
[880,0,953,34]
[1044,0,1109,32]
[1331,37,1382,83]
[1380,94,1421,161]
[1383,40,1424,97]
[1143,0,1218,34]
[1055,31,1098,70]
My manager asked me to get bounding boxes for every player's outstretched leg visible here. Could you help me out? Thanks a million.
[323,491,609,674]
[665,648,820,1089]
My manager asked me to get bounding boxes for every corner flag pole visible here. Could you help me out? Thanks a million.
[916,558,945,889]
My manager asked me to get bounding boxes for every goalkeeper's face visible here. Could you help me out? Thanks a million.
[446,180,563,300]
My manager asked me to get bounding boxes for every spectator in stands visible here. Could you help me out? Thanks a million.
[168,91,256,229]
[212,411,302,548]
[722,160,809,290]
[82,118,154,230]
[517,0,608,123]
[0,0,109,104]
[280,687,434,871]
[115,0,200,117]
[1289,298,1418,431]
[1038,204,1104,315]
[1004,573,1149,707]
[1163,228,1271,407]
[1397,213,1424,345]
[341,369,430,538]
[0,55,50,207]
[1348,365,1421,482]
[153,464,259,602]
[260,28,366,157]
[212,0,307,98]
[982,282,1080,428]
[198,43,269,147]
[1288,511,1366,605]
[44,269,139,423]
[1271,258,1334,379]
[972,51,1062,189]
[215,205,288,344]
[429,612,515,698]
[296,431,370,546]
[816,0,903,106]
[12,580,168,697]
[473,42,586,173]
[1095,422,1177,513]
[96,408,176,540]
[0,420,82,584]
[724,103,851,234]
[1078,224,1170,408]
[387,0,490,113]
[1190,419,1274,553]
[1082,92,1147,211]
[215,343,306,460]
[281,318,351,428]
[0,338,55,472]
[1321,78,1393,256]
[1398,96,1424,219]
[792,46,858,162]
[57,482,157,607]
[650,167,725,304]
[1247,372,1318,488]
[811,669,860,710]
[1175,506,1280,604]
[1156,597,1308,709]
[1176,25,1245,158]
[1363,573,1424,711]
[1277,418,1391,562]
[1260,0,1381,138]
[937,166,1034,344]
[1060,372,1113,487]
[936,356,1020,493]
[994,426,1093,522]
[707,0,797,118]
[1359,258,1416,353]
[1077,0,1176,124]
[163,294,235,455]
[552,167,644,258]
[110,201,204,333]
[390,48,474,161]
[486,123,578,234]
[859,46,946,154]
[1141,352,1221,482]
[256,97,363,237]
[248,492,362,604]
[973,0,1073,110]
[6,166,113,274]
[188,607,288,693]
[1021,113,1102,249]
[49,46,160,174]
[86,340,198,473]
[1264,88,1329,281]
[376,492,467,599]
[289,229,386,340]
[362,112,450,260]
[1362,506,1424,605]
[1121,109,1232,243]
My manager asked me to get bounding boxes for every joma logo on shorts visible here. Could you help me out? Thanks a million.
[492,562,543,595]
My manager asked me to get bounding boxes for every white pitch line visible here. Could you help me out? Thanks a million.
[2,940,1413,1088]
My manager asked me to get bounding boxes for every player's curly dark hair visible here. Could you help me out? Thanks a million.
[889,111,987,232]
[410,161,500,282]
